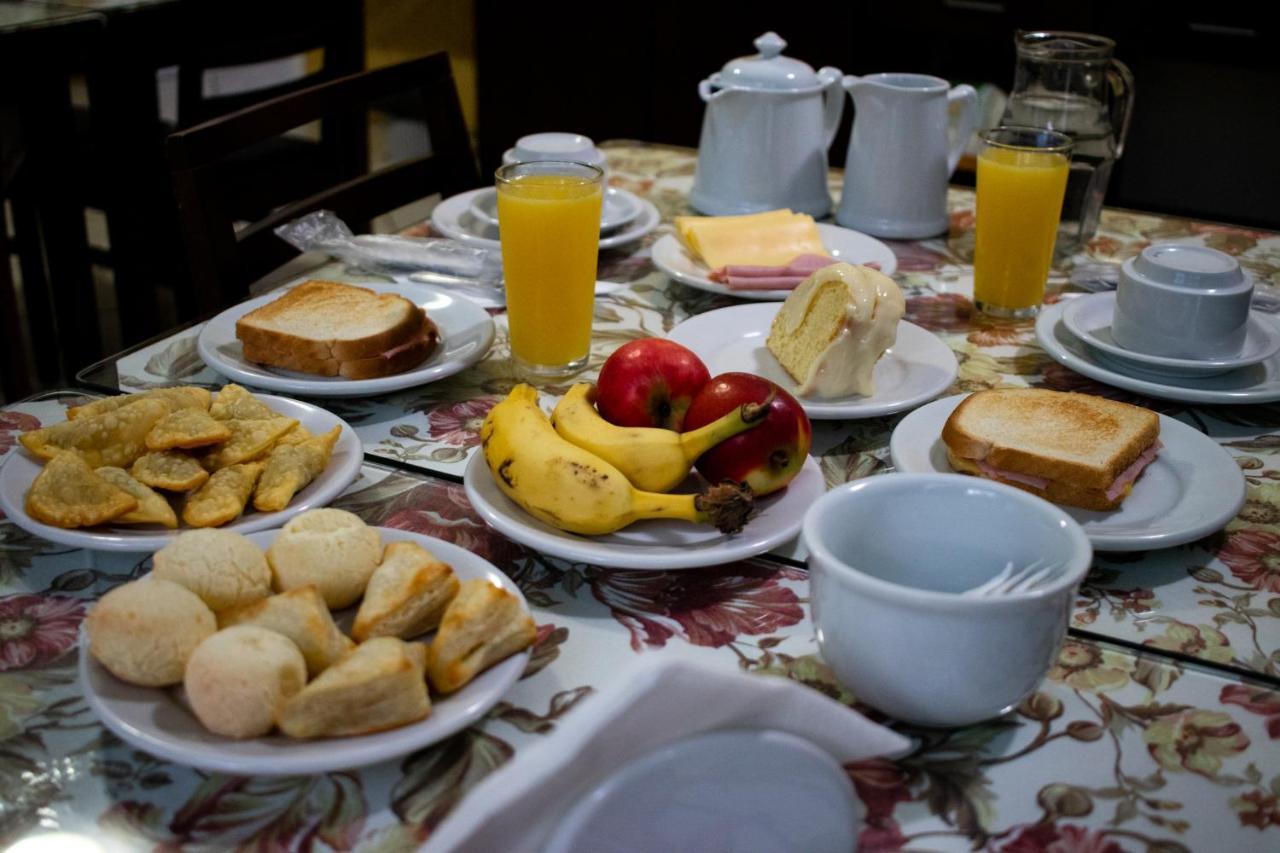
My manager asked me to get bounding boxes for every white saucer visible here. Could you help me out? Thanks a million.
[543,729,860,853]
[197,280,495,397]
[468,186,640,232]
[432,188,660,251]
[1062,292,1280,377]
[650,224,898,302]
[462,453,825,570]
[0,394,362,552]
[889,394,1245,551]
[1036,300,1280,404]
[80,527,531,775]
[666,304,956,419]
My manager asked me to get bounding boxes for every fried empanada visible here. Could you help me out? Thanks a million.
[68,387,211,420]
[94,467,179,528]
[210,384,276,421]
[130,451,210,492]
[220,585,355,676]
[252,426,340,512]
[427,579,536,694]
[273,423,314,447]
[26,452,137,528]
[199,417,298,471]
[20,398,171,468]
[353,541,460,642]
[182,461,265,528]
[146,409,233,451]
[278,638,431,738]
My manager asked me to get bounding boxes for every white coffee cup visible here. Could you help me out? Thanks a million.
[502,132,607,173]
[1110,244,1251,360]
[802,473,1091,728]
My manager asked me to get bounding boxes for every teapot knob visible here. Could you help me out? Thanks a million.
[754,31,786,58]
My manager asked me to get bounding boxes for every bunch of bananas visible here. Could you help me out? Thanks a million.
[480,383,765,536]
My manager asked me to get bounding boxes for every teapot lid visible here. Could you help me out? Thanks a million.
[716,32,820,90]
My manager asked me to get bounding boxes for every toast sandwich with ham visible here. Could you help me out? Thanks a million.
[236,281,438,380]
[941,388,1161,511]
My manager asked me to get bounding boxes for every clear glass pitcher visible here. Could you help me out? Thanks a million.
[1000,31,1134,255]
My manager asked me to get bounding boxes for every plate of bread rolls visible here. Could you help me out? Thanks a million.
[79,511,537,775]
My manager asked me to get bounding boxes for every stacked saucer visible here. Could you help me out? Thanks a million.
[432,186,660,251]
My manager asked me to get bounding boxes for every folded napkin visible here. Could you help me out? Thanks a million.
[426,657,910,853]
[708,254,882,290]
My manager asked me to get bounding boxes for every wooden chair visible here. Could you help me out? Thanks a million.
[166,52,479,316]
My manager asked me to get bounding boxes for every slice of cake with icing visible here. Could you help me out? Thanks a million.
[766,262,904,398]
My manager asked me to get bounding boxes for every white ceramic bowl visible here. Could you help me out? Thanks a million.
[1111,244,1251,360]
[502,132,607,172]
[802,473,1092,728]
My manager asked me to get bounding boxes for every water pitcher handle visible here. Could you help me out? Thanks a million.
[946,84,979,175]
[818,67,845,149]
[1108,58,1136,159]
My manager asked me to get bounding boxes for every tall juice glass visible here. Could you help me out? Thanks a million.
[496,160,604,377]
[973,126,1072,317]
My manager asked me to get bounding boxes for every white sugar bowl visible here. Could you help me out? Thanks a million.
[502,132,607,174]
[1111,244,1251,360]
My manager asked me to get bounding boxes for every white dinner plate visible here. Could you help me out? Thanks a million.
[650,223,899,302]
[79,527,531,776]
[1036,300,1280,404]
[666,304,957,420]
[197,281,495,397]
[468,185,641,232]
[542,729,860,853]
[1062,292,1280,377]
[463,452,826,570]
[888,394,1245,551]
[0,394,363,552]
[431,187,660,251]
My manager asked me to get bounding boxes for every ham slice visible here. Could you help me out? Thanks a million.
[1104,440,1162,502]
[708,254,882,290]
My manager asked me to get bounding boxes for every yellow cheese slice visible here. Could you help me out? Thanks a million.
[673,209,826,269]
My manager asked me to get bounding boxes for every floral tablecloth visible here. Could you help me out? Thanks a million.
[12,140,1270,849]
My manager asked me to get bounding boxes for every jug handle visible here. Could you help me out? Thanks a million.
[818,67,845,149]
[698,79,727,103]
[945,84,979,176]
[1108,58,1136,159]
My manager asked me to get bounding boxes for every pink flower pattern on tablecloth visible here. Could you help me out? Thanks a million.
[1220,684,1280,739]
[1216,529,1280,593]
[0,412,40,456]
[0,594,85,670]
[1001,823,1125,853]
[424,398,499,448]
[378,481,528,569]
[590,563,805,651]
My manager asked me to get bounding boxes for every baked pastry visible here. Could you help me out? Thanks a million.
[427,579,536,694]
[278,637,431,738]
[266,508,382,609]
[183,625,307,739]
[86,578,216,686]
[352,541,460,642]
[151,528,272,611]
[766,262,904,398]
[220,585,354,675]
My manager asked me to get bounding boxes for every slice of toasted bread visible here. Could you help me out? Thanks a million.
[942,389,1159,494]
[235,281,434,377]
[946,449,1131,512]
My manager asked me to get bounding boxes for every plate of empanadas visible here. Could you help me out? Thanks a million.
[79,514,537,775]
[0,384,361,551]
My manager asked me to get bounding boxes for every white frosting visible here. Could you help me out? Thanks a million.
[770,263,905,398]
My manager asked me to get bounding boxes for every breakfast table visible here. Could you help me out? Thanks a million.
[2,141,1279,850]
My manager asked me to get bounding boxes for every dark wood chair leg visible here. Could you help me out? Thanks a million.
[8,177,61,388]
[0,203,33,400]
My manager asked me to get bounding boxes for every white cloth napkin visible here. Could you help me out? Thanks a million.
[425,657,911,853]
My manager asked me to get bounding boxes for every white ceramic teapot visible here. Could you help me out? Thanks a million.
[690,32,843,218]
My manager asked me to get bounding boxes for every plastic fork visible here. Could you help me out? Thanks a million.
[963,559,1057,597]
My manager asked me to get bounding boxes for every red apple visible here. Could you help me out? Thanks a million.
[596,339,711,431]
[683,373,812,496]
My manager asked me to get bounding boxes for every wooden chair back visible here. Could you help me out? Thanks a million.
[166,52,479,315]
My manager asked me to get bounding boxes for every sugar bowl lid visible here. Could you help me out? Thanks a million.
[714,32,821,90]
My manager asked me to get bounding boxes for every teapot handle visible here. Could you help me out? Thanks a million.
[818,67,845,149]
[945,84,979,176]
[1107,58,1136,159]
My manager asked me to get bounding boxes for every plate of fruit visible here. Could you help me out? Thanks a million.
[463,341,825,570]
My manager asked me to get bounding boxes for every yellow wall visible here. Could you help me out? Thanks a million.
[365,0,478,133]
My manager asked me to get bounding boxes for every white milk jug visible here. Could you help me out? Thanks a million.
[837,73,978,239]
[690,32,843,218]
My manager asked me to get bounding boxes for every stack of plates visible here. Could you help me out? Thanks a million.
[431,186,660,251]
[1036,292,1280,404]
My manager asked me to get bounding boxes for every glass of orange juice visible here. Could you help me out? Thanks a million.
[496,160,604,378]
[973,126,1073,317]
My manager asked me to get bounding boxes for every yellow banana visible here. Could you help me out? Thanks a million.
[551,383,768,492]
[480,384,752,536]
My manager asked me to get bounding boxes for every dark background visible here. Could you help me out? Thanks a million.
[475,0,1280,230]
